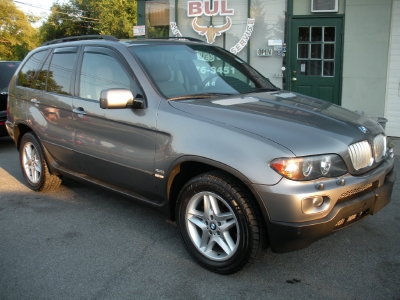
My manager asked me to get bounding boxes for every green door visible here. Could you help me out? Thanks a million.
[289,18,343,105]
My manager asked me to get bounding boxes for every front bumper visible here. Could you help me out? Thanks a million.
[266,169,396,253]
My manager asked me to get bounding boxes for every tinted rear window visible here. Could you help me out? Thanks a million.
[18,51,47,88]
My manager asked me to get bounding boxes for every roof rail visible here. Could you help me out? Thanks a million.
[146,36,206,43]
[41,35,119,46]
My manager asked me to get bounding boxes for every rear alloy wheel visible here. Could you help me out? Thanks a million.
[19,133,62,191]
[176,171,267,274]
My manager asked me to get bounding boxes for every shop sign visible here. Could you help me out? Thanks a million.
[230,18,255,54]
[169,0,255,54]
[133,25,145,36]
[170,22,183,37]
[257,48,273,57]
[188,0,234,16]
[268,40,283,46]
[192,16,232,44]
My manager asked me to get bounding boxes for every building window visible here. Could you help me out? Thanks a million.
[297,26,335,77]
[146,1,170,38]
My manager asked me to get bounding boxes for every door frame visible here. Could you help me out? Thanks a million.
[286,1,344,105]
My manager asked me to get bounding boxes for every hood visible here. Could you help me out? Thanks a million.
[168,91,384,156]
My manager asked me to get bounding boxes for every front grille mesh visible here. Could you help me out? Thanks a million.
[338,183,373,200]
[373,134,386,162]
[348,141,372,170]
[348,134,387,170]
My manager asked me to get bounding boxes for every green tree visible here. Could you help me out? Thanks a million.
[0,0,39,60]
[92,0,137,38]
[38,0,100,43]
[39,0,137,42]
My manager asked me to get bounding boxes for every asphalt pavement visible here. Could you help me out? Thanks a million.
[0,135,399,300]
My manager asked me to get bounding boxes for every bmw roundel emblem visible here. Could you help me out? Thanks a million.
[358,126,369,133]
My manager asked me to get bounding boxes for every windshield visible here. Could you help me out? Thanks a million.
[129,44,278,99]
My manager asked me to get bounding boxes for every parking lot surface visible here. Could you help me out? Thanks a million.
[1,136,399,300]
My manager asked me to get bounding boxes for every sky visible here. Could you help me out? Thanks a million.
[14,0,66,26]
[15,0,61,20]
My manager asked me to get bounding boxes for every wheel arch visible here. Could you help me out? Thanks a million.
[14,122,34,150]
[18,129,62,191]
[165,156,271,226]
[13,123,61,177]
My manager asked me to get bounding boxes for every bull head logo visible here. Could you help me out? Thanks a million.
[192,16,232,44]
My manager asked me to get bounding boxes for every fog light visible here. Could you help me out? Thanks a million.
[312,196,324,207]
[302,195,330,214]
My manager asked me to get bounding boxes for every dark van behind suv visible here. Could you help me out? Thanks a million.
[0,61,20,136]
[6,36,395,274]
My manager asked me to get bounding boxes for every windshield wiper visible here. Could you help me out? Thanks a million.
[168,92,237,101]
[245,87,280,93]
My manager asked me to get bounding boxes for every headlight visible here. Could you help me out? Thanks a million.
[270,154,348,181]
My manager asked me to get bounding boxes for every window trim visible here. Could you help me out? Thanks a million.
[75,46,146,107]
[16,49,49,88]
[37,47,79,95]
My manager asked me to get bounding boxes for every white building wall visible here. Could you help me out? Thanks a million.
[385,0,400,137]
[249,0,286,88]
[341,0,392,118]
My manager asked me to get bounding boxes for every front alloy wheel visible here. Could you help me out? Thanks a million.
[177,171,267,274]
[185,191,239,261]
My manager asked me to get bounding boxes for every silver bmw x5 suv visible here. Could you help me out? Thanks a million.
[6,35,396,274]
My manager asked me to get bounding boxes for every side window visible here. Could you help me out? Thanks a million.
[31,49,77,95]
[47,52,77,95]
[33,55,50,91]
[17,50,47,88]
[79,52,131,101]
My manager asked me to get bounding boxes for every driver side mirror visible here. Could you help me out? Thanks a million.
[100,88,145,109]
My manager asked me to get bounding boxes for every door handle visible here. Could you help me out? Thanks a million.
[292,78,297,82]
[73,107,86,115]
[30,98,40,104]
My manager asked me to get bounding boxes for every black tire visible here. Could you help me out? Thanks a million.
[176,171,267,274]
[19,132,62,192]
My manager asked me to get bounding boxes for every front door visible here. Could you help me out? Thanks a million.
[73,46,159,201]
[289,18,343,105]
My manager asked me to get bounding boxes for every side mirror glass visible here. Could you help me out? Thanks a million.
[99,88,144,109]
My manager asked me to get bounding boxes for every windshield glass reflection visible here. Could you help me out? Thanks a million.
[129,44,278,99]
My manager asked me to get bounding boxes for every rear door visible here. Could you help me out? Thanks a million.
[21,47,77,166]
[73,46,159,200]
